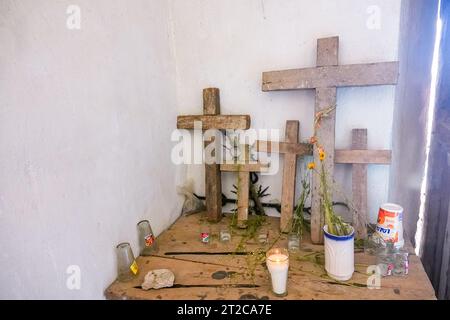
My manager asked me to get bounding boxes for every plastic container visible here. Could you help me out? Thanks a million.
[376,203,404,248]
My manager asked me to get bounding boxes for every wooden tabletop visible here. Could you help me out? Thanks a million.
[105,213,436,300]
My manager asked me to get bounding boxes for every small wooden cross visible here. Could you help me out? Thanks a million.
[262,36,399,243]
[256,120,312,232]
[335,129,391,239]
[176,88,251,222]
[220,145,269,228]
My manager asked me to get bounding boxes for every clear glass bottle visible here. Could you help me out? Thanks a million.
[116,242,139,282]
[137,220,157,256]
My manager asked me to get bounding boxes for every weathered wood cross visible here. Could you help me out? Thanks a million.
[262,36,399,243]
[220,145,269,228]
[177,88,251,222]
[335,129,391,239]
[256,120,312,232]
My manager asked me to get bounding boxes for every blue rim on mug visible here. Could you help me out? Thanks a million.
[323,225,355,241]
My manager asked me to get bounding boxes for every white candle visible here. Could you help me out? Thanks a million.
[266,249,289,296]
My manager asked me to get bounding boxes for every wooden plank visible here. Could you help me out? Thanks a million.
[335,150,392,164]
[177,115,250,130]
[203,88,222,222]
[105,214,437,300]
[280,121,299,232]
[351,129,368,239]
[317,36,339,67]
[310,39,340,244]
[204,163,222,222]
[220,163,269,172]
[237,171,250,228]
[255,140,312,155]
[262,62,399,91]
[203,87,220,115]
[311,88,337,244]
[240,143,250,163]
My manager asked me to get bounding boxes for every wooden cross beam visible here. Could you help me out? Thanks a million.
[176,88,251,222]
[335,129,391,239]
[256,121,312,232]
[262,36,399,243]
[220,145,269,228]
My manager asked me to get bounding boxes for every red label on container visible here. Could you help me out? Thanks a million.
[377,207,402,244]
[145,234,155,247]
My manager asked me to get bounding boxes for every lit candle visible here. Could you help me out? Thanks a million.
[266,248,289,296]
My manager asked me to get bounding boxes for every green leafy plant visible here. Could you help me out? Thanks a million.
[291,171,311,236]
[318,154,352,236]
[232,215,266,252]
[310,105,353,237]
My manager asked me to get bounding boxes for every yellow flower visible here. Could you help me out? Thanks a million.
[307,162,315,170]
[319,148,326,161]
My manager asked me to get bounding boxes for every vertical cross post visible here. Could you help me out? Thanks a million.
[237,145,251,227]
[281,121,300,232]
[311,37,339,243]
[203,88,222,222]
[237,171,250,227]
[351,129,368,239]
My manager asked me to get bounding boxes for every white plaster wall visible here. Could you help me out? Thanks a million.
[0,0,182,299]
[170,0,401,222]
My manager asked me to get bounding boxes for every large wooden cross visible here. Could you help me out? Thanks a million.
[262,36,399,243]
[256,120,312,232]
[177,88,251,222]
[335,129,391,239]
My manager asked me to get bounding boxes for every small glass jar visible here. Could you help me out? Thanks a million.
[393,250,409,276]
[288,233,300,252]
[116,242,139,282]
[137,220,157,256]
[376,243,396,277]
[258,229,269,244]
[219,228,231,243]
[199,221,211,244]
